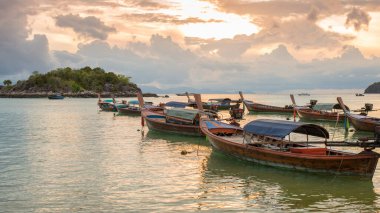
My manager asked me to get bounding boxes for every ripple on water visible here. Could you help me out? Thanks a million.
[0,96,380,212]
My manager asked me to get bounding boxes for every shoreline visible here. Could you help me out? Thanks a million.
[0,92,158,98]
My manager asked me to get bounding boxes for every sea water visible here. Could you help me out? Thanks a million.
[1,93,380,212]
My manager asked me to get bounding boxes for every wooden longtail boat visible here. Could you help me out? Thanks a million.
[48,93,64,99]
[117,100,141,115]
[294,101,348,122]
[97,94,128,112]
[337,97,380,132]
[138,92,211,136]
[186,92,239,111]
[239,91,294,113]
[200,118,380,178]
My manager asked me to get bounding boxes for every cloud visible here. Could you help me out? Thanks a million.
[0,0,53,78]
[119,13,223,25]
[186,15,354,60]
[307,7,319,21]
[345,7,371,31]
[127,0,171,9]
[55,14,116,40]
[50,34,380,92]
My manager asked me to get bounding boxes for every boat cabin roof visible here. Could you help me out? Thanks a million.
[208,98,231,102]
[166,108,200,120]
[165,101,189,108]
[243,119,329,139]
[313,103,349,111]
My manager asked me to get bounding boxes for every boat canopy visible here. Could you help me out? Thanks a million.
[166,108,199,121]
[313,103,349,111]
[128,100,139,105]
[165,101,189,108]
[208,98,231,102]
[243,119,329,139]
[204,120,242,130]
[104,99,114,103]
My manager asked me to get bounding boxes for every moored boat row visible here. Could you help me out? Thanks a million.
[98,91,380,179]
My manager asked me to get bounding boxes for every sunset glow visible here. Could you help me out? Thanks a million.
[1,0,380,92]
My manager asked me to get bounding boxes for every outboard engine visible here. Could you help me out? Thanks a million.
[230,108,244,119]
[309,99,318,108]
[229,103,243,119]
[365,103,373,111]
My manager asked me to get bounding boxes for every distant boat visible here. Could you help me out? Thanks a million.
[48,93,64,99]
[356,93,365,96]
[298,93,310,96]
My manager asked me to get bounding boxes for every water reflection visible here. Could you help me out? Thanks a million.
[204,151,380,211]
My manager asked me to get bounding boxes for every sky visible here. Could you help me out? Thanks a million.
[1,0,380,93]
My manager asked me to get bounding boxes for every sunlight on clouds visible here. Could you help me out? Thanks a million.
[175,0,259,39]
[352,12,380,57]
[180,20,258,39]
[318,15,356,35]
[318,12,380,58]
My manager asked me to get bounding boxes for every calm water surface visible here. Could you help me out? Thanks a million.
[1,93,380,212]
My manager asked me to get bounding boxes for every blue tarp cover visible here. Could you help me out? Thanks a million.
[243,119,329,139]
[128,100,139,105]
[205,120,242,130]
[165,101,189,108]
[166,108,199,120]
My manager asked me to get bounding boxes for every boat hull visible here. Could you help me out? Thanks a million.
[48,96,64,99]
[207,135,378,177]
[243,101,293,113]
[118,108,141,115]
[200,120,379,178]
[347,114,380,132]
[98,103,117,112]
[297,109,344,121]
[142,110,203,136]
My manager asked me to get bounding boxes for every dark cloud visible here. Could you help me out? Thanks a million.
[55,14,116,40]
[0,0,53,78]
[345,7,371,31]
[127,0,171,9]
[119,13,223,25]
[307,7,319,21]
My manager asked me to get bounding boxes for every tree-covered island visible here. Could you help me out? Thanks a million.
[0,67,156,98]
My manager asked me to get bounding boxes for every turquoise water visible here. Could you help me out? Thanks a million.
[1,93,380,212]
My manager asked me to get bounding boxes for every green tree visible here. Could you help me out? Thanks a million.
[3,80,12,86]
